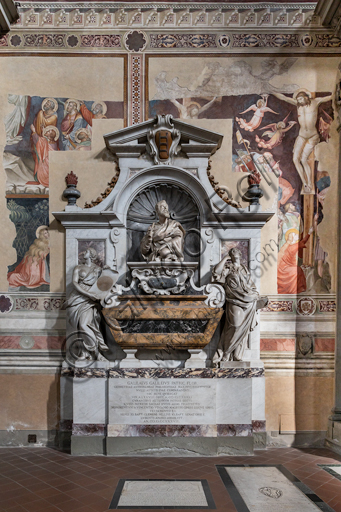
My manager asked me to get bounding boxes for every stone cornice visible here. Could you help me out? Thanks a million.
[12,2,320,32]
[15,2,318,10]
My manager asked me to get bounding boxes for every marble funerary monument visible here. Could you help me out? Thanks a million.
[53,115,273,456]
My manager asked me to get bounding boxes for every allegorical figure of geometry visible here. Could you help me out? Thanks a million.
[140,200,185,262]
[212,248,268,362]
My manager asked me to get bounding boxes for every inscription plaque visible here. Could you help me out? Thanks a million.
[109,378,215,425]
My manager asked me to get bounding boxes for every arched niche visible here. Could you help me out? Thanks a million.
[126,183,200,264]
[110,165,212,223]
[110,166,212,284]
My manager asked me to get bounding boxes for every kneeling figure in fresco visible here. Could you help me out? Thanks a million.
[212,247,268,362]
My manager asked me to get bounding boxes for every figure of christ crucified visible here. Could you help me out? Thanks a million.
[272,89,332,194]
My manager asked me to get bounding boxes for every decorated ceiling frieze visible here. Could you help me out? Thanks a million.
[1,1,340,53]
[13,2,319,31]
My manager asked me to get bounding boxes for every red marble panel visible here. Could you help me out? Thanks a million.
[260,338,295,351]
[0,335,65,349]
[314,338,335,352]
[0,335,21,348]
[32,336,65,349]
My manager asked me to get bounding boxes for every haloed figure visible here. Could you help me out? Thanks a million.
[8,225,50,290]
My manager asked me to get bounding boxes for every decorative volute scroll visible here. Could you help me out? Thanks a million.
[147,115,181,165]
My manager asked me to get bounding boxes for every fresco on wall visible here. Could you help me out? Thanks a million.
[7,198,50,291]
[4,95,123,195]
[149,58,334,295]
[4,95,123,291]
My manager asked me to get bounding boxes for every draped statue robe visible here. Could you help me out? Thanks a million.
[65,265,108,353]
[141,219,185,262]
[212,261,261,361]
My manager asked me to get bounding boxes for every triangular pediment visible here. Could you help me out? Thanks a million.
[104,114,223,163]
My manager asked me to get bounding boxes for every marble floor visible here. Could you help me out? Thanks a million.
[1,447,341,512]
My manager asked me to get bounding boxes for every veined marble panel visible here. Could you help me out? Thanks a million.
[72,423,106,436]
[252,376,265,420]
[73,377,106,424]
[216,379,252,424]
[112,480,210,508]
[108,367,264,378]
[108,424,217,437]
[224,466,324,512]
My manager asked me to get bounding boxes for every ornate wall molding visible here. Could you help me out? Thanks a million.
[8,2,323,34]
[2,3,340,54]
[128,53,145,125]
[2,30,341,53]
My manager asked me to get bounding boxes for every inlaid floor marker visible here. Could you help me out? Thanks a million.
[109,479,216,509]
[216,465,335,512]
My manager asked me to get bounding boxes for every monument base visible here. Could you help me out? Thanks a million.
[63,362,266,456]
[325,418,341,455]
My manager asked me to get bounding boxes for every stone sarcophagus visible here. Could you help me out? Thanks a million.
[53,115,274,456]
[102,295,223,352]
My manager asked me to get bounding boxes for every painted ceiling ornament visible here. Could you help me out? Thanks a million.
[299,33,316,48]
[66,34,79,48]
[217,34,230,48]
[124,30,147,52]
[147,114,181,165]
[259,487,283,499]
[9,34,22,47]
[0,294,13,314]
[296,296,316,316]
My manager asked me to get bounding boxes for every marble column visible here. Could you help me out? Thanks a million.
[326,64,341,453]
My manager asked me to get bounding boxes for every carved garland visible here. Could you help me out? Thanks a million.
[84,161,120,208]
[206,160,241,209]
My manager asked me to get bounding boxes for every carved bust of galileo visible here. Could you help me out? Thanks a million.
[140,200,185,262]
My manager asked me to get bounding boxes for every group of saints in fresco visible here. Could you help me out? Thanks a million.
[30,98,107,187]
[4,96,110,291]
[4,61,334,295]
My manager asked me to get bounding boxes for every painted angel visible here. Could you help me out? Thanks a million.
[235,94,278,132]
[255,114,297,150]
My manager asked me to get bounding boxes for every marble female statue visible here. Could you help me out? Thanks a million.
[212,247,268,362]
[65,247,109,355]
[140,200,185,262]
